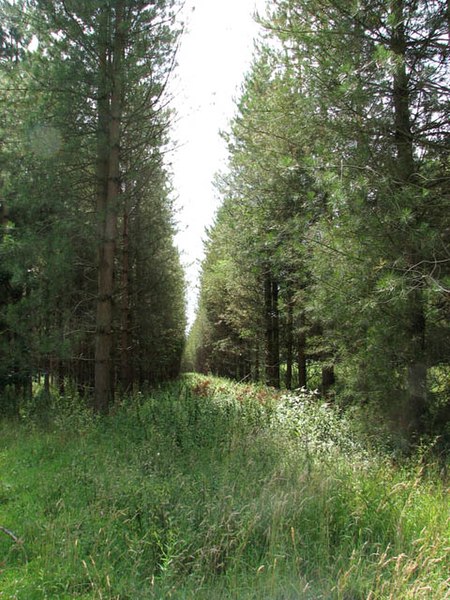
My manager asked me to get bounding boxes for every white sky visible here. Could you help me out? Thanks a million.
[169,0,266,326]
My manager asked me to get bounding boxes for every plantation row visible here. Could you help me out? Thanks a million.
[186,0,449,446]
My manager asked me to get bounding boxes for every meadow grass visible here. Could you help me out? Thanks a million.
[0,375,448,599]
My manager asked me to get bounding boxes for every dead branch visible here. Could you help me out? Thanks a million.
[0,526,21,543]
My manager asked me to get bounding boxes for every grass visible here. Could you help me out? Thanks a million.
[0,374,448,599]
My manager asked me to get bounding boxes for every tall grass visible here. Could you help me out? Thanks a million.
[0,375,448,599]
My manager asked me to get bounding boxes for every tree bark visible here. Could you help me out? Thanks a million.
[391,0,427,433]
[94,9,110,412]
[285,294,293,390]
[120,192,132,392]
[405,290,427,432]
[264,272,280,388]
[297,311,307,388]
[94,3,125,413]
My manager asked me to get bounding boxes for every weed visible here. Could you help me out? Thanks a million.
[0,375,448,598]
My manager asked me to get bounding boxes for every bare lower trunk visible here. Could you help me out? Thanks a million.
[95,229,115,412]
[264,272,280,388]
[120,198,132,391]
[285,296,293,390]
[297,311,307,388]
[405,293,427,433]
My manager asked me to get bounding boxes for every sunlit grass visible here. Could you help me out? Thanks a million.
[0,375,448,598]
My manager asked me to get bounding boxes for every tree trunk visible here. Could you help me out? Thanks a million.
[94,10,110,412]
[405,291,427,433]
[391,0,415,182]
[391,0,427,433]
[264,272,280,388]
[44,366,50,399]
[254,343,260,382]
[94,3,125,413]
[120,193,132,392]
[285,294,293,390]
[57,358,65,396]
[1,199,8,232]
[321,364,335,397]
[447,0,450,47]
[297,311,307,388]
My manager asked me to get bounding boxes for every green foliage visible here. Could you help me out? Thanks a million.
[191,0,450,439]
[0,377,448,598]
[0,0,185,406]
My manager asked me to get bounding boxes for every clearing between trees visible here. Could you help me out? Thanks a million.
[1,375,448,599]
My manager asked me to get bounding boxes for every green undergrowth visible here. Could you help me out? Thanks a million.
[0,375,448,599]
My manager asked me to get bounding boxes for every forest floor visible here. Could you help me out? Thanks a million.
[0,375,449,599]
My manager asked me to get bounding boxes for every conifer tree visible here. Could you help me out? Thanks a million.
[0,0,185,412]
[191,0,449,439]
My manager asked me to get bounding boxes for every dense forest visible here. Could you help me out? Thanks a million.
[0,0,448,443]
[185,0,450,444]
[0,1,449,598]
[0,0,186,413]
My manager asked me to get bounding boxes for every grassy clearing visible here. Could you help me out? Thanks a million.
[0,375,448,599]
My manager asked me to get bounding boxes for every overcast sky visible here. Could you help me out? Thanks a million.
[169,0,266,326]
